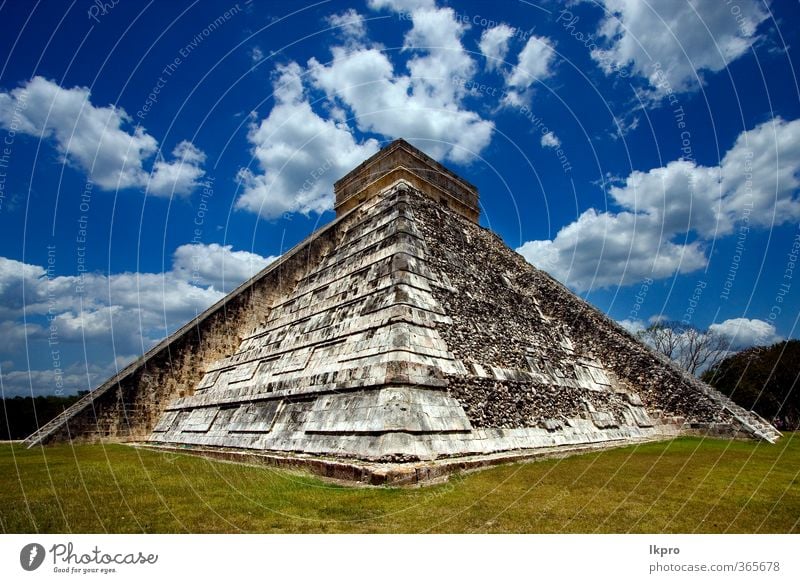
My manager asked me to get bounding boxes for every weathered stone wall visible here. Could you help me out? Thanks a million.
[410,192,735,428]
[523,269,731,423]
[148,185,474,460]
[28,216,346,445]
[447,377,634,429]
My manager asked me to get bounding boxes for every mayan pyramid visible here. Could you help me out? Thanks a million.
[26,139,780,483]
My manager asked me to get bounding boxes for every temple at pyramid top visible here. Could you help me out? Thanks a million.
[334,138,480,222]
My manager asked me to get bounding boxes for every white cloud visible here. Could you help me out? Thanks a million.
[1,367,88,398]
[236,63,380,219]
[541,131,561,148]
[0,321,44,352]
[51,306,137,343]
[608,159,723,235]
[250,46,264,63]
[0,245,276,398]
[618,318,646,335]
[368,0,434,11]
[506,35,557,89]
[500,34,557,107]
[309,47,493,164]
[710,318,783,348]
[479,25,515,71]
[148,141,207,196]
[592,0,769,95]
[326,9,367,42]
[0,256,48,319]
[0,243,276,356]
[517,208,708,290]
[518,117,800,291]
[609,117,800,235]
[403,6,474,94]
[0,359,134,398]
[237,0,498,220]
[172,242,277,292]
[720,117,800,228]
[309,3,494,164]
[0,76,206,195]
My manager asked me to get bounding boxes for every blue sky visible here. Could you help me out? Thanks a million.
[0,0,798,397]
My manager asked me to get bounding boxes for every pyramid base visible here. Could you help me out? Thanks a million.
[136,421,755,485]
[135,439,668,485]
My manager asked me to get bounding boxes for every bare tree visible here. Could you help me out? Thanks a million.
[642,321,684,361]
[637,321,728,375]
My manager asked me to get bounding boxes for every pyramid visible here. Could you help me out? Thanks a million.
[26,139,780,483]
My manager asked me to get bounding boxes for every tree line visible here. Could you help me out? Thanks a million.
[701,341,799,431]
[637,322,798,430]
[0,393,86,440]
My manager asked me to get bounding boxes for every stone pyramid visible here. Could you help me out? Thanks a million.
[27,139,779,483]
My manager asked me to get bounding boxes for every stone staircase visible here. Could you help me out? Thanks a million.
[22,391,104,447]
[699,384,782,443]
[649,350,782,443]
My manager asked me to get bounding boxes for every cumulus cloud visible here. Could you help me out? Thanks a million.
[236,63,380,219]
[50,306,139,344]
[237,0,499,219]
[518,208,708,290]
[309,1,495,164]
[326,9,367,42]
[0,77,206,195]
[368,0,434,11]
[0,242,277,396]
[506,35,557,89]
[710,318,783,349]
[479,24,514,71]
[0,256,50,319]
[0,321,44,352]
[541,131,561,148]
[518,117,800,290]
[617,318,647,335]
[148,141,207,196]
[496,34,557,107]
[592,0,769,96]
[720,117,800,228]
[610,117,800,235]
[172,242,277,292]
[0,243,276,358]
[0,359,135,398]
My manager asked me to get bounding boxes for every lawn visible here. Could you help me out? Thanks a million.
[1,435,798,533]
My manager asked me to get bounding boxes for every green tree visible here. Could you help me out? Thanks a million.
[0,392,86,440]
[701,340,800,430]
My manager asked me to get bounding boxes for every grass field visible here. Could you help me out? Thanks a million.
[1,435,798,533]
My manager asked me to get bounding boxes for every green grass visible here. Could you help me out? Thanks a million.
[1,435,798,533]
